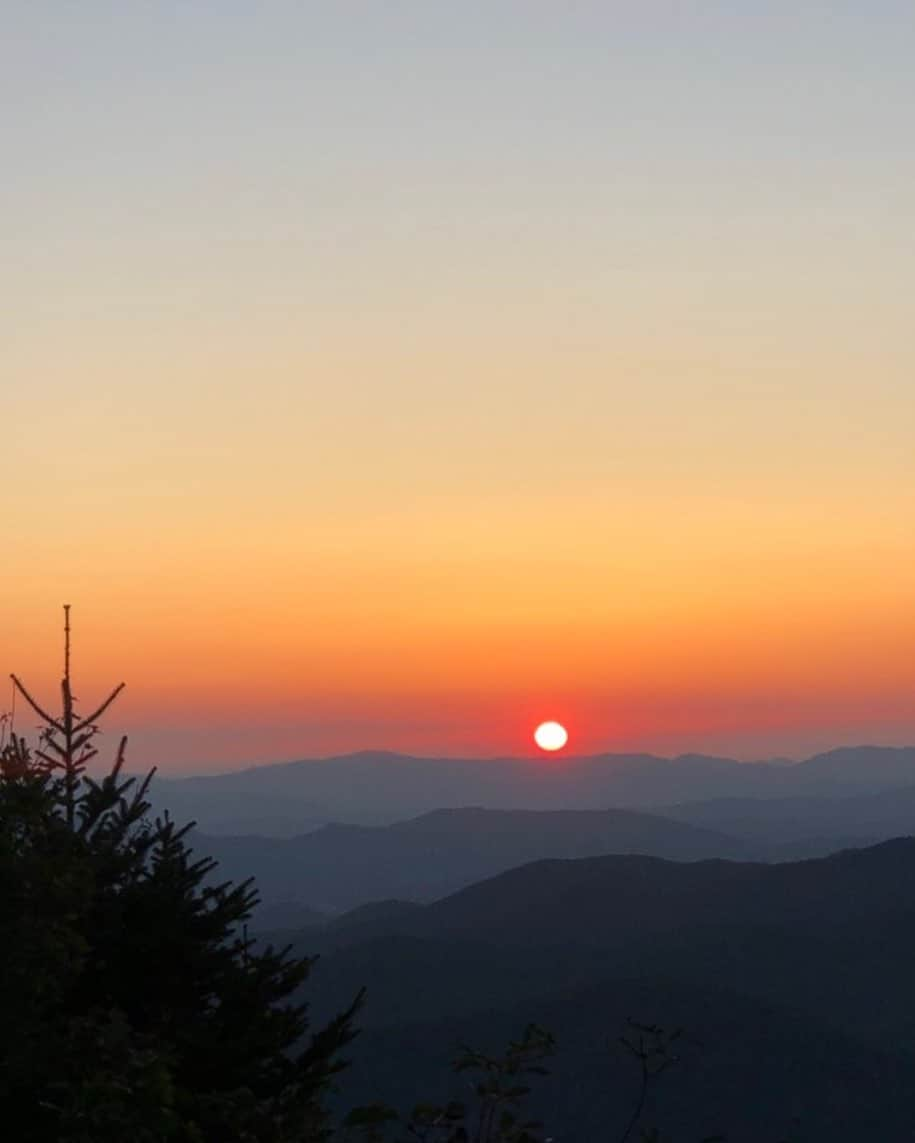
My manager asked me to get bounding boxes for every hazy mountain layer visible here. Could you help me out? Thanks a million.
[194,805,745,914]
[158,745,915,835]
[664,782,915,845]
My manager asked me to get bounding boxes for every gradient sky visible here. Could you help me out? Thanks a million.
[4,3,914,772]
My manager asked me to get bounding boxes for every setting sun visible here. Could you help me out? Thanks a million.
[534,721,569,752]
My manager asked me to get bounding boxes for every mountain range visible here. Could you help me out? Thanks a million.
[157,744,915,835]
[160,745,915,1137]
[282,840,915,1142]
[193,805,746,914]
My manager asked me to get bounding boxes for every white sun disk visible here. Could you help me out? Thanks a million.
[534,721,568,752]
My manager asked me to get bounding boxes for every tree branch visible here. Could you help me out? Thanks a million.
[9,675,64,733]
[73,682,126,733]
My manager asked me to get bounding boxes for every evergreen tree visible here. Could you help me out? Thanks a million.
[0,610,362,1142]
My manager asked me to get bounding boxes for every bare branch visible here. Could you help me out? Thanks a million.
[136,763,156,796]
[110,736,128,783]
[37,735,68,759]
[73,682,126,732]
[9,675,64,733]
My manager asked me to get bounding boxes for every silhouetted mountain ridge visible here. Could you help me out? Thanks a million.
[195,805,745,913]
[158,744,915,835]
[311,837,915,949]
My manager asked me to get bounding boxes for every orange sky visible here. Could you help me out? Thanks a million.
[4,5,914,771]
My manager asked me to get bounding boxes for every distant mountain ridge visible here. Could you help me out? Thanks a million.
[194,805,745,913]
[328,837,915,947]
[157,745,915,835]
[299,837,915,1029]
[664,782,915,847]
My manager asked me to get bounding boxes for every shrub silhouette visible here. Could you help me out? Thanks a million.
[341,1023,555,1142]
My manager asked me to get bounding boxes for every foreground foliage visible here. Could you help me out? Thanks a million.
[342,1024,556,1143]
[0,628,361,1143]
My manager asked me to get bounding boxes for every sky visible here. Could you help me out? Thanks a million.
[3,2,914,772]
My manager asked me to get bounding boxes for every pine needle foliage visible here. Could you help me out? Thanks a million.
[1,612,362,1142]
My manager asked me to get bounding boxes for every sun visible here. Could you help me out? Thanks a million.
[533,721,568,752]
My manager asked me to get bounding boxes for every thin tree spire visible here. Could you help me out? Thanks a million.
[10,606,126,827]
[64,602,71,684]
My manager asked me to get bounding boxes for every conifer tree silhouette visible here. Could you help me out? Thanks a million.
[1,608,363,1142]
[10,603,125,826]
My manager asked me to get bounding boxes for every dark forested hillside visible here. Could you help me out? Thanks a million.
[328,837,915,945]
[284,840,915,1142]
[344,979,915,1143]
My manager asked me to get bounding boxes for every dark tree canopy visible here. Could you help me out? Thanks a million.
[0,617,361,1142]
